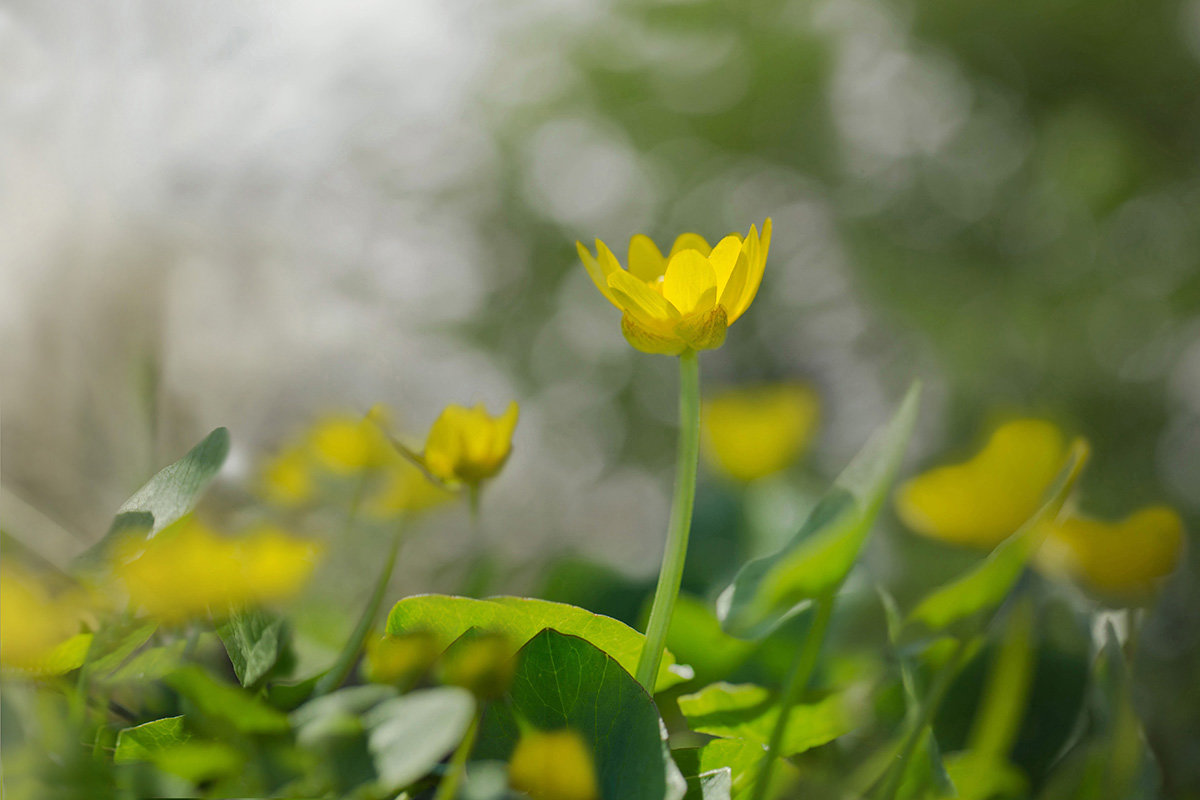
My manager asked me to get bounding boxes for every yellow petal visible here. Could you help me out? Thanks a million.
[576,241,620,308]
[627,234,666,283]
[702,383,820,482]
[662,250,718,315]
[669,232,712,257]
[728,224,766,322]
[675,303,727,351]
[621,312,688,355]
[608,269,680,324]
[718,247,751,322]
[895,420,1068,549]
[707,234,744,293]
[1038,507,1184,599]
[422,402,519,484]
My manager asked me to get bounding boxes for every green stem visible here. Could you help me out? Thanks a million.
[635,349,701,692]
[749,595,835,800]
[314,524,404,696]
[433,710,482,800]
[876,641,968,800]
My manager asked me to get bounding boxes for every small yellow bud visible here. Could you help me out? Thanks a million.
[437,632,515,701]
[508,728,600,800]
[701,383,819,482]
[423,402,519,485]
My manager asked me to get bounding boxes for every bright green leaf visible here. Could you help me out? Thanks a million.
[475,629,684,800]
[718,383,921,639]
[151,741,245,783]
[165,665,290,734]
[218,610,288,687]
[665,594,756,685]
[87,621,157,675]
[674,739,799,800]
[678,682,854,757]
[385,594,691,692]
[684,768,733,800]
[363,687,475,792]
[114,716,190,763]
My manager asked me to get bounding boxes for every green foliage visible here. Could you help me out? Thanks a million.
[363,687,476,793]
[114,716,189,763]
[217,610,289,687]
[165,665,290,734]
[718,383,921,639]
[678,682,853,757]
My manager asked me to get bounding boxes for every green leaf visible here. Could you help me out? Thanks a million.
[33,632,93,675]
[87,621,157,675]
[386,594,691,692]
[78,427,230,565]
[100,640,185,685]
[718,383,921,639]
[114,716,190,763]
[665,594,757,685]
[151,742,245,783]
[290,685,397,747]
[906,440,1089,636]
[678,683,854,757]
[474,629,683,800]
[673,739,799,800]
[362,687,475,792]
[684,768,733,800]
[218,610,288,687]
[165,665,290,734]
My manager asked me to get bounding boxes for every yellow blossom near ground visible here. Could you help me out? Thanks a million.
[0,565,93,676]
[112,517,321,623]
[895,419,1069,549]
[307,414,393,474]
[423,402,519,485]
[577,220,771,355]
[701,383,819,482]
[508,728,600,800]
[1038,506,1185,599]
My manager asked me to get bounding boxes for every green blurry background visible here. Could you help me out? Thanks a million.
[2,0,1198,796]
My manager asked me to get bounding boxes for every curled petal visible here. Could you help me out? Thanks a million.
[621,313,688,355]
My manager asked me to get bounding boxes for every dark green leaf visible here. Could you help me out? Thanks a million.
[718,383,921,639]
[218,609,288,687]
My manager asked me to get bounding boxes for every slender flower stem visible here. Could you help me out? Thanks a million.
[433,710,482,800]
[749,594,835,800]
[636,349,701,692]
[875,640,968,800]
[314,523,404,696]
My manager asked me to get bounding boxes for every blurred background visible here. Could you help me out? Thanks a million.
[3,0,1199,795]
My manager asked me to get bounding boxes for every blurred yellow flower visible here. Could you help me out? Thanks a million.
[260,445,315,507]
[577,220,772,355]
[896,419,1069,549]
[112,518,321,623]
[1038,506,1185,599]
[423,402,519,485]
[508,728,600,800]
[307,414,392,474]
[0,565,93,676]
[363,458,455,518]
[701,383,819,482]
[362,631,440,687]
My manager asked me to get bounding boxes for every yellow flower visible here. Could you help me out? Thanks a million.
[577,220,772,355]
[0,565,93,676]
[701,383,819,482]
[423,402,519,485]
[259,445,315,507]
[895,419,1070,549]
[1038,507,1185,599]
[307,414,392,474]
[112,517,321,623]
[508,728,600,800]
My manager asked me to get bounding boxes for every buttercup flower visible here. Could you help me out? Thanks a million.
[577,220,772,355]
[895,419,1069,548]
[702,382,819,482]
[508,728,600,800]
[0,565,93,676]
[423,402,519,485]
[1038,506,1185,599]
[112,517,321,623]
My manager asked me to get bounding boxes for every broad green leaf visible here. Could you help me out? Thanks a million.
[673,739,800,800]
[475,630,683,800]
[386,594,691,691]
[665,594,756,685]
[165,665,289,734]
[78,427,230,565]
[290,684,397,747]
[906,440,1088,635]
[363,687,475,792]
[114,716,190,763]
[718,383,921,639]
[218,610,288,687]
[678,683,854,757]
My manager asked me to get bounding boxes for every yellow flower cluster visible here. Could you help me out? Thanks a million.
[701,383,819,482]
[0,565,93,676]
[111,517,321,623]
[896,419,1185,601]
[578,221,771,355]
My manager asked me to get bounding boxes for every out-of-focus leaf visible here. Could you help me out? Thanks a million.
[386,594,690,691]
[27,632,93,676]
[683,768,733,800]
[665,594,757,685]
[165,665,290,734]
[678,683,853,757]
[87,621,157,675]
[100,640,185,685]
[363,687,475,792]
[290,684,396,747]
[674,739,800,800]
[151,741,245,783]
[218,609,288,687]
[475,629,684,800]
[968,599,1036,761]
[906,441,1088,636]
[941,752,1028,800]
[114,716,190,763]
[717,383,921,639]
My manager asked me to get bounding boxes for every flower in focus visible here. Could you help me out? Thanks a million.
[508,728,600,800]
[895,419,1070,549]
[423,402,519,486]
[577,220,772,355]
[112,517,321,623]
[0,565,93,676]
[1038,506,1185,600]
[701,382,819,482]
